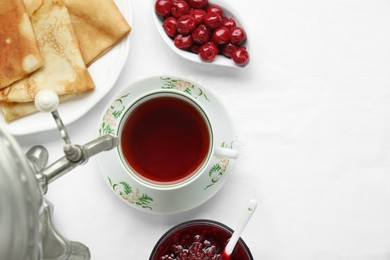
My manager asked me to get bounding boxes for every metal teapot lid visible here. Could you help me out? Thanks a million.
[0,126,43,260]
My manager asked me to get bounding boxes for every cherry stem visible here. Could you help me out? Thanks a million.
[222,199,257,259]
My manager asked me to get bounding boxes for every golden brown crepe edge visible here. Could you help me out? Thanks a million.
[0,0,96,103]
[0,0,43,89]
[1,94,76,122]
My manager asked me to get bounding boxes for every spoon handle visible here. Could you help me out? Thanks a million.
[223,199,257,257]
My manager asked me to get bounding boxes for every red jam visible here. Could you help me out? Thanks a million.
[150,220,253,260]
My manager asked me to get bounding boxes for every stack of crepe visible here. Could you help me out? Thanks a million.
[0,0,131,122]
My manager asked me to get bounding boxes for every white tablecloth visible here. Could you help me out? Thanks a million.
[16,0,390,259]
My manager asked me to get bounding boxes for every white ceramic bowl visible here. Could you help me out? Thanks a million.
[150,0,251,68]
[96,75,237,214]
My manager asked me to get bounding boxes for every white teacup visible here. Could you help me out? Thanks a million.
[118,89,237,188]
[97,76,237,214]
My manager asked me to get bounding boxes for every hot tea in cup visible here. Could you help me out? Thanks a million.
[119,91,212,185]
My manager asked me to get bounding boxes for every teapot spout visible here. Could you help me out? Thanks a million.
[36,134,119,194]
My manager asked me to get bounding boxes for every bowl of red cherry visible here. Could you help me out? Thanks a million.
[151,0,250,68]
[149,219,253,260]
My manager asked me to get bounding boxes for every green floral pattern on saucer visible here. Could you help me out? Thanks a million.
[108,177,153,210]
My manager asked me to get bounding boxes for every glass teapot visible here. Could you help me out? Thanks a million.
[0,91,118,260]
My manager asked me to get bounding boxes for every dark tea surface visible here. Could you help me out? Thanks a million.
[120,96,210,184]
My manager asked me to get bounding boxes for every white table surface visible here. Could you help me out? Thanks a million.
[15,0,390,259]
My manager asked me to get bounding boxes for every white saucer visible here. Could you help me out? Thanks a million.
[96,75,237,214]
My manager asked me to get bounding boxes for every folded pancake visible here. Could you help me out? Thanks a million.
[0,0,95,103]
[0,0,43,89]
[62,0,131,66]
[24,0,132,66]
[1,94,75,122]
[1,102,36,122]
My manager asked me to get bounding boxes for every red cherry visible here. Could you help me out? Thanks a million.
[203,11,222,30]
[190,44,201,54]
[191,24,210,45]
[190,8,206,25]
[221,43,237,58]
[188,0,208,9]
[212,26,230,45]
[163,16,178,37]
[171,0,189,18]
[222,17,236,32]
[206,4,223,17]
[231,47,249,66]
[230,27,247,45]
[177,15,196,35]
[158,0,250,65]
[155,0,173,16]
[199,42,218,62]
[174,34,194,49]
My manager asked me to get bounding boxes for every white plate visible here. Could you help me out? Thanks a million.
[96,75,237,214]
[0,0,132,136]
[150,0,251,68]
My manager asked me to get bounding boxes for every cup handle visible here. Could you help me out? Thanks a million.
[214,146,238,159]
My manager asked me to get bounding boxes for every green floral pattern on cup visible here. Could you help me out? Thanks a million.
[99,93,130,136]
[205,142,234,190]
[99,78,210,137]
[160,77,210,101]
[108,177,153,210]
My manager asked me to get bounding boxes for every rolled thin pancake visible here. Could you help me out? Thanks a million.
[0,0,95,103]
[0,0,43,89]
[24,0,131,66]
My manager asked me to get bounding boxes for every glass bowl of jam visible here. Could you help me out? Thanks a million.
[150,219,253,260]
